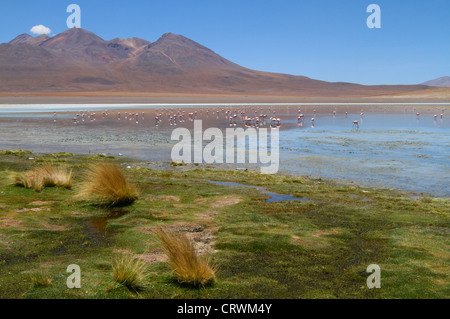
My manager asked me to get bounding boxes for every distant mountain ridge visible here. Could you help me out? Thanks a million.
[0,28,431,96]
[422,76,450,87]
[9,33,50,46]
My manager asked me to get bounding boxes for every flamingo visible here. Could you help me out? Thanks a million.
[270,117,281,128]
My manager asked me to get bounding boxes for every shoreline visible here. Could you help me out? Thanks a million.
[1,149,448,199]
[0,102,449,114]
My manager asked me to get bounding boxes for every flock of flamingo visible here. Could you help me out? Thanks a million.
[55,108,284,128]
[51,106,445,130]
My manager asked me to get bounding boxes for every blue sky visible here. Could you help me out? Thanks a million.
[1,0,448,85]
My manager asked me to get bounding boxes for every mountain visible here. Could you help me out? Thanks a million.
[9,33,50,46]
[0,28,431,96]
[39,28,131,64]
[9,33,33,44]
[422,76,450,87]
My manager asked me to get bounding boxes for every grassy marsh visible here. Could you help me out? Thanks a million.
[0,151,448,299]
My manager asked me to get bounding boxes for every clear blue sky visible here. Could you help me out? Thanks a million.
[1,0,449,85]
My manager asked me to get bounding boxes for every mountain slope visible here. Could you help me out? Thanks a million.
[422,76,450,87]
[0,28,432,96]
[108,37,151,57]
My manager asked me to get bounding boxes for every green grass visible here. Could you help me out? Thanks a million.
[0,151,448,299]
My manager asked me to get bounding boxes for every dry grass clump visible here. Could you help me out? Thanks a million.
[12,164,73,192]
[29,272,52,287]
[112,255,148,291]
[76,163,139,206]
[154,228,216,287]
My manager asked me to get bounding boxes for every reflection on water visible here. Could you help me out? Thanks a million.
[0,104,448,196]
[87,209,129,236]
[207,180,312,202]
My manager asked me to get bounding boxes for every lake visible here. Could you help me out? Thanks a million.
[0,103,448,196]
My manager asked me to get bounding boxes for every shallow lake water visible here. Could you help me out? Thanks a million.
[0,103,448,197]
[280,112,449,196]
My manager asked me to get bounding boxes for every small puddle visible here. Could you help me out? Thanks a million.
[87,209,129,236]
[206,180,312,203]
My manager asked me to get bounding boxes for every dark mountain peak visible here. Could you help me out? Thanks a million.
[37,28,130,64]
[62,27,103,38]
[153,32,207,49]
[131,32,238,75]
[160,32,180,39]
[9,33,33,44]
[40,28,106,49]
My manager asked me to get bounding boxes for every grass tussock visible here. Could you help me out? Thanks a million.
[11,164,73,192]
[112,255,148,291]
[155,228,216,287]
[76,163,139,206]
[29,272,52,287]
